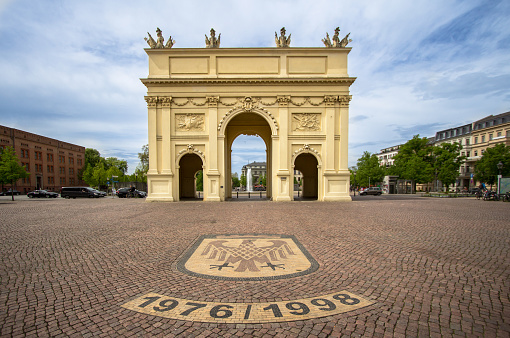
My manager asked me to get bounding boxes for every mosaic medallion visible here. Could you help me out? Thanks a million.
[177,234,319,280]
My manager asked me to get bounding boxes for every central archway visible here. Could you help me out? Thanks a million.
[224,112,273,200]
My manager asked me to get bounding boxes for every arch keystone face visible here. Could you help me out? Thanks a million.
[177,234,319,281]
[142,47,355,202]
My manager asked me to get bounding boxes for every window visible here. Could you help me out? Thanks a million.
[474,137,478,144]
[497,131,502,137]
[47,153,53,162]
[466,151,470,157]
[48,177,54,184]
[69,168,74,175]
[69,178,75,185]
[69,157,74,165]
[489,134,493,141]
[60,177,66,185]
[47,165,54,173]
[474,151,478,156]
[77,159,82,166]
[35,151,42,160]
[60,167,65,174]
[465,138,469,145]
[481,149,485,155]
[481,135,485,142]
[21,149,29,158]
[59,155,65,163]
[22,163,30,171]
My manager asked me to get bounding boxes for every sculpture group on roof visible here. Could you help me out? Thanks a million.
[144,27,351,49]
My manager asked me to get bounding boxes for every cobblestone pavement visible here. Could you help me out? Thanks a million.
[0,196,509,337]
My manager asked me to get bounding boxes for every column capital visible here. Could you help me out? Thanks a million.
[145,96,158,108]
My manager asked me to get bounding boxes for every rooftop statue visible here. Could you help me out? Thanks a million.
[322,27,352,48]
[205,28,221,48]
[145,27,175,48]
[275,27,291,48]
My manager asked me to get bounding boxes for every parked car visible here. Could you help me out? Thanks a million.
[117,188,147,198]
[91,189,107,197]
[1,189,21,196]
[60,187,102,199]
[27,190,59,198]
[359,187,382,196]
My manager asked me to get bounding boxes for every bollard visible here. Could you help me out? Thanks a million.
[236,191,238,199]
[260,191,262,198]
[248,192,251,199]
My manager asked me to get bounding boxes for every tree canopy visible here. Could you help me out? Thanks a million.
[0,147,30,201]
[474,144,510,185]
[432,142,465,191]
[353,151,385,187]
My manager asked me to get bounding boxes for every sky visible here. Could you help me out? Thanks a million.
[0,0,509,175]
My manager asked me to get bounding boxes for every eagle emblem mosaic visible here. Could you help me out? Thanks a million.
[177,234,319,280]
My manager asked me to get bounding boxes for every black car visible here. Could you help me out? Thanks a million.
[1,189,21,196]
[27,190,59,198]
[117,188,147,198]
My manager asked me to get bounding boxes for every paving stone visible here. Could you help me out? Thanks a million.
[0,195,509,336]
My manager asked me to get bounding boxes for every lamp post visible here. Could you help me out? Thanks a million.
[353,172,356,196]
[497,161,503,195]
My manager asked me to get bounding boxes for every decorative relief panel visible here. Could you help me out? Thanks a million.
[176,114,205,132]
[292,113,321,131]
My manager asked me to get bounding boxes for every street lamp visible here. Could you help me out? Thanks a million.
[353,172,356,196]
[497,161,503,195]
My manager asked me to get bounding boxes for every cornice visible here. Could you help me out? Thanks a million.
[141,77,356,86]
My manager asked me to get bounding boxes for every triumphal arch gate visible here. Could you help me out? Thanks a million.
[142,29,355,202]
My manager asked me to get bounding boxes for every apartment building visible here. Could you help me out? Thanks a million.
[0,125,85,194]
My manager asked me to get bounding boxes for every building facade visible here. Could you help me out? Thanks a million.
[143,45,355,202]
[0,125,85,193]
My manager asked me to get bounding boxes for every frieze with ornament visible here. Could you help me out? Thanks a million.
[176,114,205,132]
[292,114,321,131]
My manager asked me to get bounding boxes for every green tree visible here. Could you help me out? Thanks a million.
[138,144,149,173]
[105,157,128,175]
[391,135,434,192]
[474,144,510,186]
[240,174,246,188]
[0,147,30,201]
[232,173,240,188]
[355,151,385,187]
[91,162,108,188]
[259,174,267,186]
[432,142,465,192]
[196,170,203,191]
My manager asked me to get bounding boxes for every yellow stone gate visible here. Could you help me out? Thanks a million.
[142,46,355,201]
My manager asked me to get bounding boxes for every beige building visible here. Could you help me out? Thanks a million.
[469,112,510,185]
[142,44,355,201]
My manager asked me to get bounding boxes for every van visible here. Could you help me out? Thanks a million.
[60,187,101,199]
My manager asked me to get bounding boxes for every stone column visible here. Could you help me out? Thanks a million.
[146,96,158,175]
[205,96,221,201]
[275,96,291,201]
[338,95,352,170]
[324,95,337,173]
[161,97,173,175]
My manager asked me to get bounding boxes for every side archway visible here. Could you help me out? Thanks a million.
[177,150,205,200]
[293,146,322,200]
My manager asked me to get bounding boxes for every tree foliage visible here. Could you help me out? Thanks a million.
[231,173,240,188]
[195,170,203,191]
[432,142,465,191]
[0,147,30,201]
[354,151,385,187]
[474,144,510,185]
[390,135,434,191]
[80,148,131,187]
